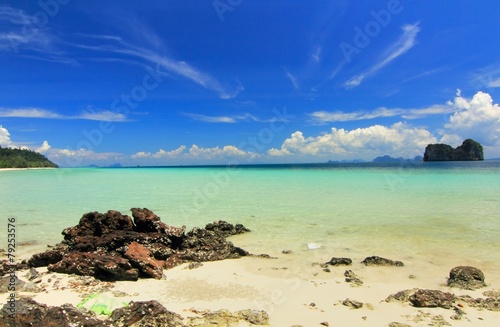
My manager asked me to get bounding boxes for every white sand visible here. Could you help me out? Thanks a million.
[2,255,499,326]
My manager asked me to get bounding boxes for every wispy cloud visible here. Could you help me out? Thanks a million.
[0,6,76,64]
[344,22,421,88]
[0,107,129,122]
[283,67,299,91]
[72,34,243,99]
[182,112,261,123]
[309,104,454,124]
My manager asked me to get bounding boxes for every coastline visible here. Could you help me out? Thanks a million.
[0,167,57,172]
[2,249,499,326]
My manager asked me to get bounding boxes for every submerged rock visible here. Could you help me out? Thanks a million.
[361,256,404,267]
[447,266,486,290]
[28,208,250,281]
[409,289,455,309]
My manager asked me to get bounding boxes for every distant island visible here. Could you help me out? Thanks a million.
[372,155,423,163]
[0,146,58,168]
[423,139,484,161]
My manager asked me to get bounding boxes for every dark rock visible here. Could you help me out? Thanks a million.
[342,298,363,309]
[28,208,250,280]
[344,270,363,286]
[0,260,29,276]
[48,251,139,281]
[447,266,486,290]
[385,289,419,303]
[110,300,184,327]
[205,220,250,237]
[409,289,455,309]
[0,297,107,327]
[28,249,65,267]
[0,275,25,293]
[123,242,164,279]
[423,139,484,161]
[361,256,404,267]
[325,257,352,266]
[457,292,500,312]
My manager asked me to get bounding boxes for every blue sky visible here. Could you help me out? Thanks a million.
[1,0,500,166]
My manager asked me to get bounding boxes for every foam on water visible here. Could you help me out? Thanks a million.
[1,162,499,283]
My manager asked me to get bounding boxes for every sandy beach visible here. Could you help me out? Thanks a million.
[2,250,499,326]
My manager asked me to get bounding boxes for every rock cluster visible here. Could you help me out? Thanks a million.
[423,139,484,161]
[27,208,250,281]
[0,298,269,327]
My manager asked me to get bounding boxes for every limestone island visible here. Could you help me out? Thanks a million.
[423,139,484,161]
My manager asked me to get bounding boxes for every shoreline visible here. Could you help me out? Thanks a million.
[2,250,499,326]
[0,167,57,172]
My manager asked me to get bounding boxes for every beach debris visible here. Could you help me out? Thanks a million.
[186,262,204,270]
[361,256,404,267]
[447,266,486,290]
[320,321,329,326]
[409,289,455,309]
[77,293,129,315]
[282,250,293,254]
[307,243,322,250]
[344,269,363,286]
[27,208,251,281]
[325,257,352,266]
[342,298,364,309]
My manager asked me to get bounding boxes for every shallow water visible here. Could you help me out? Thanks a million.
[1,162,499,283]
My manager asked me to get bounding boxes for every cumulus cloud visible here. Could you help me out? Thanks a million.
[36,140,51,153]
[269,122,436,159]
[132,144,260,162]
[0,125,13,147]
[440,91,500,147]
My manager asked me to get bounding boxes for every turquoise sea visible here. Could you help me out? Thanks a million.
[1,161,500,281]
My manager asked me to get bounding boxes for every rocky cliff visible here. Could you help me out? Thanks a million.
[423,139,484,161]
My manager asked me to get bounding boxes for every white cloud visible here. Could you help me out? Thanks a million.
[0,125,13,147]
[441,91,500,147]
[74,34,243,99]
[44,146,124,167]
[182,112,261,123]
[345,22,421,87]
[132,144,260,162]
[36,140,51,153]
[269,122,436,159]
[0,107,129,122]
[310,104,454,123]
[283,67,299,91]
